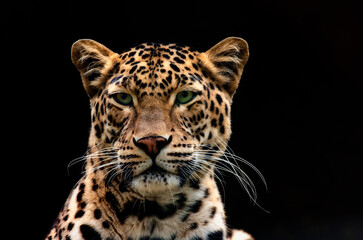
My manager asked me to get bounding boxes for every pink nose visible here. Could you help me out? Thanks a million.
[134,136,171,160]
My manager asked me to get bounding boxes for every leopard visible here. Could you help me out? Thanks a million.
[45,37,255,240]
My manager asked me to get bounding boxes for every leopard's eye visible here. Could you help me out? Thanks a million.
[175,91,196,104]
[113,93,133,105]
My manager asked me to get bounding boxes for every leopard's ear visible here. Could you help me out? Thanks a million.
[71,39,117,97]
[199,37,249,97]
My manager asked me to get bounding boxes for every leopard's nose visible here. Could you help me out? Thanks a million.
[133,136,172,161]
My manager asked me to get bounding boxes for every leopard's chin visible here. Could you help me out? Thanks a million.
[130,165,182,197]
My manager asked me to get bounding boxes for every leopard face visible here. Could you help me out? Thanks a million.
[71,38,249,197]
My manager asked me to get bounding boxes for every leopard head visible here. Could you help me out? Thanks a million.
[71,38,249,197]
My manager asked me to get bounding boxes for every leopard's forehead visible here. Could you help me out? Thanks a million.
[106,43,205,99]
[121,42,199,65]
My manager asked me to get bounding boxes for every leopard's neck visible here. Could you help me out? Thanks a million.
[81,167,227,240]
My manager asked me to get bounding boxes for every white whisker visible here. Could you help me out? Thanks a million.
[193,137,268,212]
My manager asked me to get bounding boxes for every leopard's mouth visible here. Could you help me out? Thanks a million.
[142,164,167,176]
[130,163,183,196]
[137,164,179,183]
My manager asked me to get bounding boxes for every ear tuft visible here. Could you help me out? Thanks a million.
[71,39,116,97]
[199,37,249,96]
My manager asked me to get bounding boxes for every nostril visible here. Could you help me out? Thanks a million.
[133,135,172,160]
[156,135,172,151]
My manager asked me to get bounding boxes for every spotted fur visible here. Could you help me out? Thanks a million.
[46,37,253,240]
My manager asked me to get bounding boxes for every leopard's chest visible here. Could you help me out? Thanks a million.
[60,173,227,240]
[109,185,227,240]
[121,201,226,240]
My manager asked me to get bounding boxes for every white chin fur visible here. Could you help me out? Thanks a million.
[131,173,181,197]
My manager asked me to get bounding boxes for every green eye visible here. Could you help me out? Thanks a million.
[113,93,133,105]
[176,91,196,104]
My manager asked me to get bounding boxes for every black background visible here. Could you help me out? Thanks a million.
[3,0,363,239]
